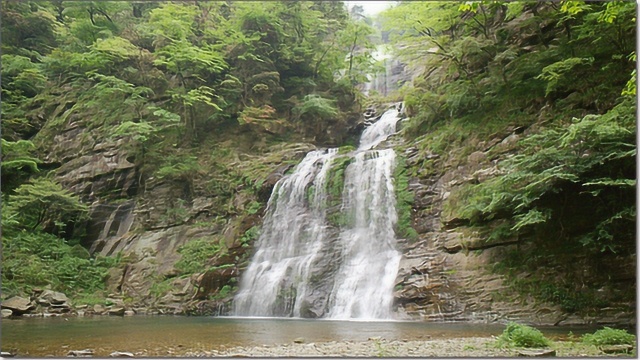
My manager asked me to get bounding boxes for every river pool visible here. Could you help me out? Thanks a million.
[1,316,597,357]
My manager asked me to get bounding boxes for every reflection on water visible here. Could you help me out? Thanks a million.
[1,316,597,357]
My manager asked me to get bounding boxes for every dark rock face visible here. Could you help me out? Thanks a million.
[192,267,238,301]
[258,163,295,202]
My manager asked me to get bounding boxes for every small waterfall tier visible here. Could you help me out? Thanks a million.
[234,108,402,320]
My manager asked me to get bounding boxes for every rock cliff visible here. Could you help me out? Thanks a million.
[390,125,635,326]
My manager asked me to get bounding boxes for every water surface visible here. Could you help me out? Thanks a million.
[2,316,596,357]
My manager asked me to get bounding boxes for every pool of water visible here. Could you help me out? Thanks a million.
[1,316,598,357]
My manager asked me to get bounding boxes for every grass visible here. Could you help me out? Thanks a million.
[495,322,550,348]
[581,327,635,346]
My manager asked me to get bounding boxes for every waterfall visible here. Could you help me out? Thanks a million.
[234,149,338,317]
[358,108,401,151]
[326,148,401,319]
[234,108,402,319]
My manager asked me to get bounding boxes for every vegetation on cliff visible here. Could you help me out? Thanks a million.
[381,1,635,315]
[1,1,377,302]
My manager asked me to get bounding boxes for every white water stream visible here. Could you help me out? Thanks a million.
[235,108,402,319]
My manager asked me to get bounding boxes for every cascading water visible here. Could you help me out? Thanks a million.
[234,107,403,319]
[234,149,338,317]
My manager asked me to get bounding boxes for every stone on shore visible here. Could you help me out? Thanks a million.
[67,349,94,357]
[109,351,135,357]
[518,349,556,357]
[1,309,13,318]
[1,296,35,314]
[108,307,126,316]
[38,290,69,305]
[600,344,633,354]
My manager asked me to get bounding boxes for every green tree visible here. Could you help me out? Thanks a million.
[6,178,89,235]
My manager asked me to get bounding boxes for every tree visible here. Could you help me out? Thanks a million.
[6,178,89,235]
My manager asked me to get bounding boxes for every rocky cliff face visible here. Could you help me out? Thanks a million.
[40,103,634,324]
[39,112,317,313]
[390,127,635,326]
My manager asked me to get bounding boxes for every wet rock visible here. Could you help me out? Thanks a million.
[293,338,305,344]
[1,309,13,318]
[2,296,35,314]
[124,310,135,316]
[67,349,94,357]
[93,304,106,314]
[108,307,125,316]
[109,351,135,357]
[1,351,16,357]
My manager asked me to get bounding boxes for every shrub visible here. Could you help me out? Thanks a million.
[581,327,635,346]
[174,237,223,275]
[496,322,550,348]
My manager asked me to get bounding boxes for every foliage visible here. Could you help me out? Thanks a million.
[496,322,551,348]
[240,226,260,248]
[0,0,375,300]
[174,237,223,275]
[293,94,338,121]
[452,100,635,254]
[382,0,636,316]
[155,154,201,181]
[1,231,119,297]
[581,327,635,346]
[1,139,40,193]
[5,177,89,233]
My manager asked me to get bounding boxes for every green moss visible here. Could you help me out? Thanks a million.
[149,278,174,300]
[337,145,356,154]
[174,236,224,275]
[324,155,352,227]
[325,154,352,208]
[393,155,418,241]
[327,211,352,228]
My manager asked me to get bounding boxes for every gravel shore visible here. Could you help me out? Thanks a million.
[183,337,611,357]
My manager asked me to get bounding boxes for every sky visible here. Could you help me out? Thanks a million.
[344,1,395,16]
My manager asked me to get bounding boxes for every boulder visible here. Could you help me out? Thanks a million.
[93,304,106,314]
[517,349,556,357]
[108,307,125,316]
[2,296,35,314]
[38,290,69,305]
[1,309,13,318]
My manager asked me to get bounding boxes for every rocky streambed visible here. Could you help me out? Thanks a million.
[180,338,625,357]
[2,337,629,358]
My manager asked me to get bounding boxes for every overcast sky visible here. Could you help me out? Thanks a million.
[344,1,395,16]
